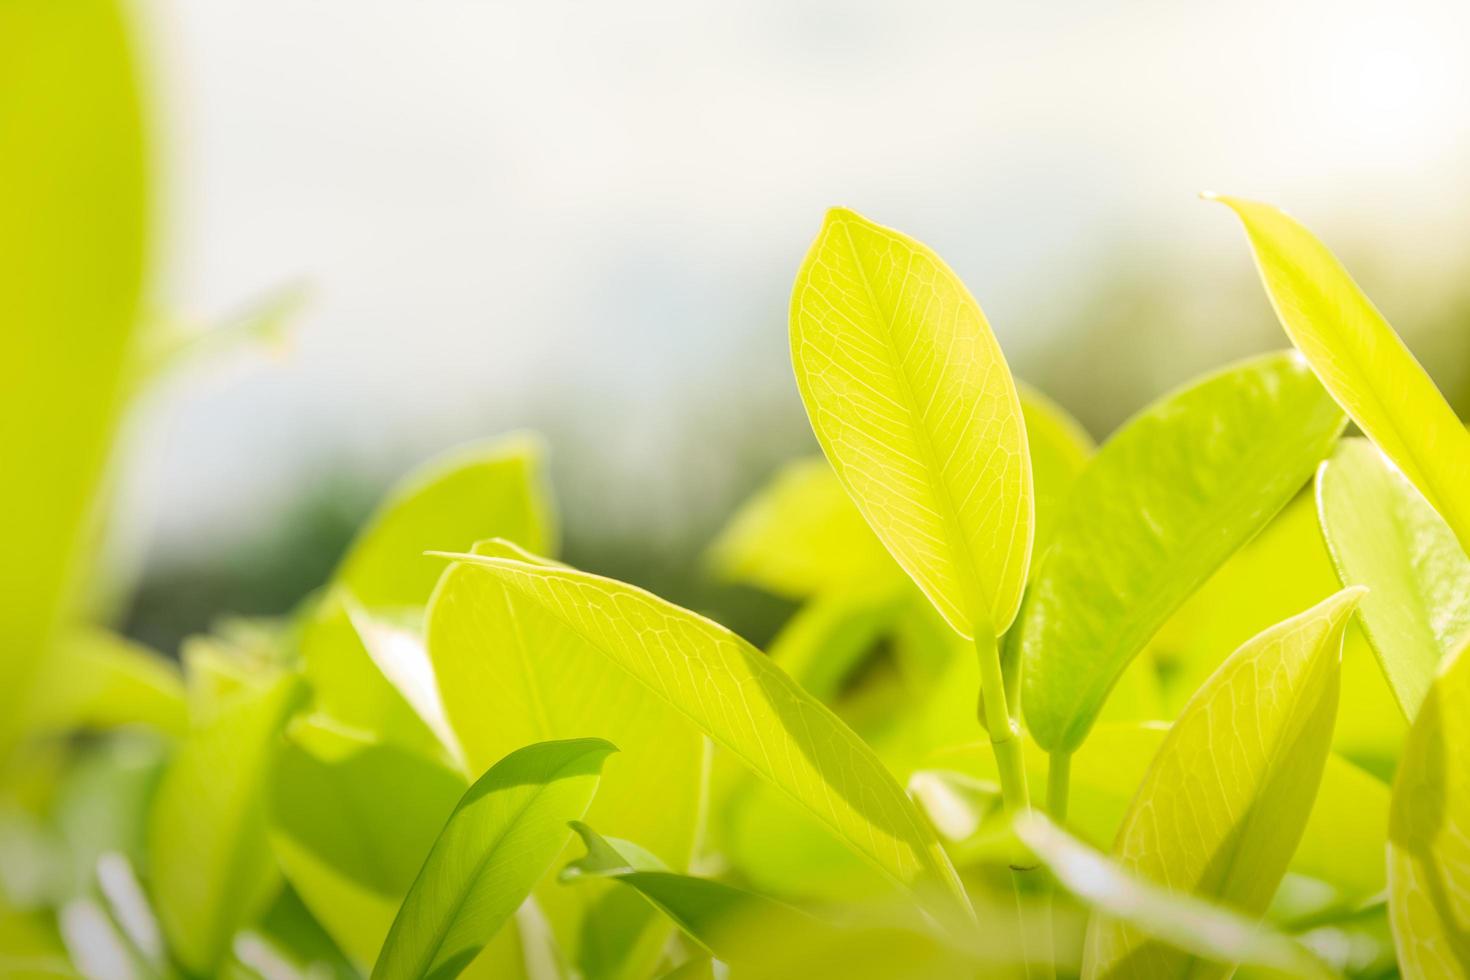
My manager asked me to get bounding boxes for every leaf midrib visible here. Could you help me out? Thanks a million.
[834,217,994,634]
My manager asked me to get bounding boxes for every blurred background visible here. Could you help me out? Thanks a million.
[117,0,1470,654]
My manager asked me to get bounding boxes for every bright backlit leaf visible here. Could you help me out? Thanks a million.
[1212,196,1470,553]
[1317,438,1470,720]
[372,738,614,980]
[1388,641,1470,977]
[1018,816,1332,980]
[0,0,148,758]
[791,207,1032,637]
[429,539,704,978]
[433,547,971,924]
[1084,589,1361,979]
[336,435,557,609]
[147,671,305,974]
[1018,383,1095,564]
[1019,352,1346,753]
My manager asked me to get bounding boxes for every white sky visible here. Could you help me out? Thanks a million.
[125,0,1470,560]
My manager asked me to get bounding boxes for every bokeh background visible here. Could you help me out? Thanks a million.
[118,0,1470,654]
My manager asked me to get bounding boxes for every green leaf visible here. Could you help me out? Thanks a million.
[790,207,1033,637]
[23,630,186,738]
[372,738,615,980]
[428,540,705,978]
[1018,383,1095,565]
[147,670,305,974]
[0,0,148,757]
[1019,352,1346,754]
[1017,815,1333,980]
[706,457,902,600]
[1145,491,1406,780]
[1317,438,1470,719]
[299,592,450,761]
[1211,195,1470,554]
[560,822,837,965]
[1084,589,1361,980]
[1388,640,1470,976]
[433,548,971,924]
[336,434,557,608]
[268,719,468,969]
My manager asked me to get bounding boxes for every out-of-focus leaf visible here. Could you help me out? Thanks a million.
[707,457,902,599]
[790,207,1032,638]
[0,904,72,978]
[52,732,168,901]
[430,540,704,978]
[933,723,1388,903]
[268,718,467,969]
[767,591,907,704]
[1388,641,1470,977]
[24,630,185,738]
[1212,195,1470,552]
[1018,383,1094,564]
[372,738,614,980]
[1317,438,1470,720]
[434,547,972,925]
[335,435,556,609]
[226,887,358,980]
[0,0,148,758]
[300,592,449,761]
[1018,815,1333,980]
[561,822,839,965]
[1147,491,1406,780]
[1019,352,1346,754]
[1085,589,1360,979]
[147,671,304,974]
[134,281,308,390]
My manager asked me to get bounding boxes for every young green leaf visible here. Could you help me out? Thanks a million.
[335,434,557,609]
[1388,640,1470,977]
[429,540,704,977]
[0,0,148,758]
[147,670,305,974]
[268,720,467,969]
[560,822,839,965]
[1085,589,1361,980]
[1018,383,1095,565]
[1017,816,1333,980]
[1019,352,1346,754]
[433,548,971,924]
[1316,438,1470,719]
[790,207,1033,637]
[1211,196,1470,552]
[372,738,614,980]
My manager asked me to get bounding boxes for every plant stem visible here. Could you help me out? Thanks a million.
[975,630,1055,980]
[1047,751,1071,823]
[975,629,1029,815]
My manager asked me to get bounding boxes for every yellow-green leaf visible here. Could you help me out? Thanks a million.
[1317,438,1470,720]
[336,435,556,609]
[434,547,971,924]
[1212,195,1470,553]
[372,738,614,980]
[147,671,305,974]
[0,0,148,758]
[1019,352,1346,754]
[790,207,1032,637]
[428,540,704,979]
[1388,640,1470,977]
[23,630,185,738]
[1085,589,1362,980]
